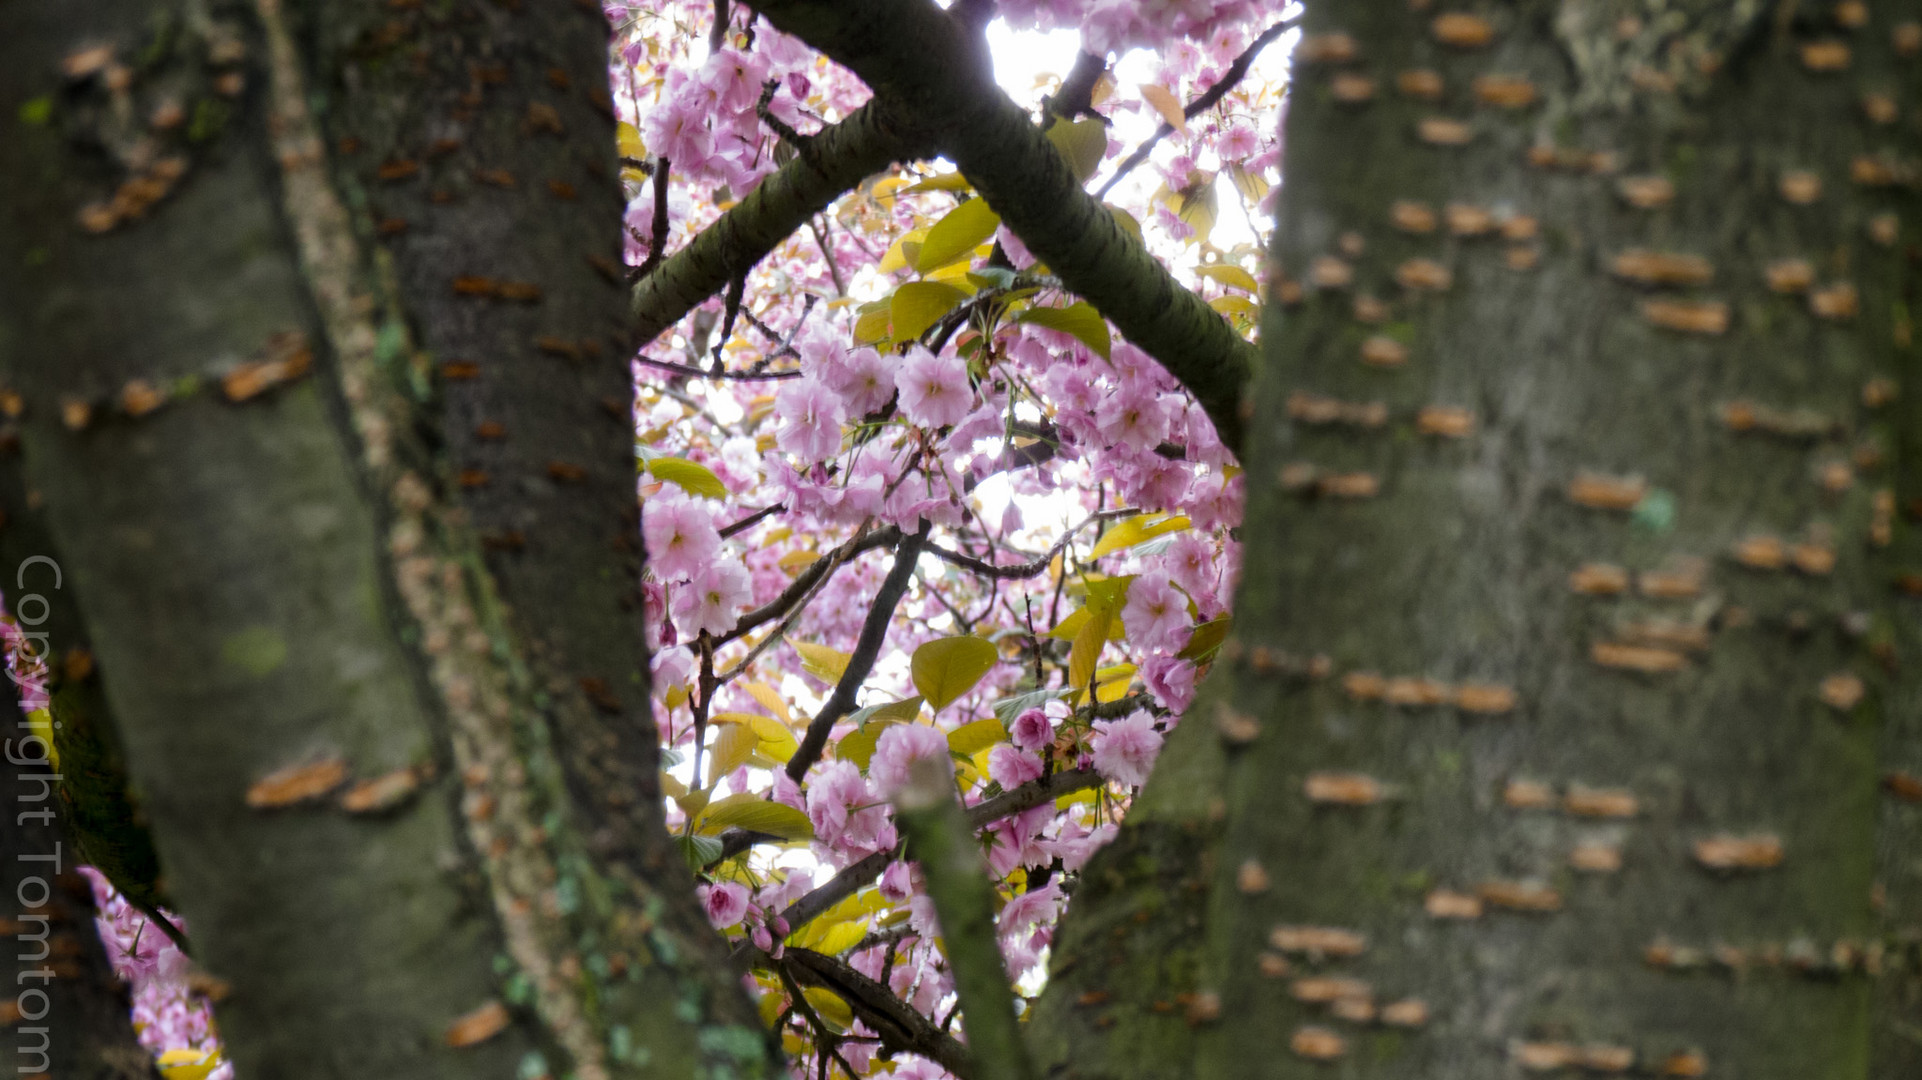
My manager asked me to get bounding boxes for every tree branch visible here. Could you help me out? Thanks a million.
[890,758,1038,1080]
[632,97,932,349]
[785,947,973,1076]
[787,519,932,782]
[748,0,1258,451]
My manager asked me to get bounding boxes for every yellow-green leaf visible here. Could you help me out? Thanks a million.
[1196,264,1260,293]
[1178,615,1233,661]
[648,457,728,498]
[1139,84,1187,133]
[1089,513,1190,560]
[1158,174,1218,245]
[853,307,892,345]
[748,715,799,763]
[792,641,852,684]
[946,717,1008,757]
[1094,662,1137,704]
[891,280,970,342]
[877,226,931,275]
[836,719,899,772]
[617,122,646,160]
[1068,604,1114,695]
[912,636,999,712]
[903,171,972,193]
[1014,302,1111,360]
[1045,117,1108,184]
[1106,203,1143,241]
[675,788,710,818]
[1226,162,1270,204]
[744,682,791,721]
[157,1049,224,1080]
[698,792,815,840]
[707,722,759,786]
[1048,605,1125,642]
[808,920,869,957]
[917,198,1002,274]
[1211,294,1258,318]
[803,987,854,1032]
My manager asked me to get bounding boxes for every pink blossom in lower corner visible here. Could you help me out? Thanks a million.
[1090,709,1164,788]
[701,880,751,929]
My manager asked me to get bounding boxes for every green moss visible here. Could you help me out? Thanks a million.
[221,626,289,677]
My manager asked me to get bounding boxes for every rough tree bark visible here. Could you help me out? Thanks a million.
[0,0,775,1076]
[1032,1,1922,1078]
[3,0,1918,1077]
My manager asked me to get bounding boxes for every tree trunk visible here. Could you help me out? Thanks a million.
[0,0,776,1076]
[1034,2,1921,1077]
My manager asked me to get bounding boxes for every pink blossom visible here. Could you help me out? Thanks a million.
[702,881,751,928]
[893,346,973,429]
[1218,123,1260,162]
[643,491,721,583]
[830,346,897,416]
[671,560,752,638]
[987,743,1044,789]
[879,860,915,904]
[1091,709,1164,787]
[1121,570,1191,654]
[869,723,953,796]
[774,377,847,462]
[998,881,1063,935]
[639,82,713,170]
[1140,655,1197,713]
[1010,707,1054,752]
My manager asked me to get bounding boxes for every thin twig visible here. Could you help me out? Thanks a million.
[1093,15,1297,200]
[635,354,802,381]
[787,519,932,782]
[641,156,672,274]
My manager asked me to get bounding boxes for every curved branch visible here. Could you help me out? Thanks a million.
[631,98,933,348]
[785,947,973,1076]
[748,0,1259,451]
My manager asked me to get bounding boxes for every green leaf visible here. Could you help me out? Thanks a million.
[1015,302,1111,361]
[1177,615,1233,661]
[847,696,925,729]
[1047,605,1126,642]
[917,198,1001,274]
[676,833,725,871]
[946,717,1008,757]
[1226,162,1271,204]
[1094,662,1136,703]
[966,266,1018,291]
[911,636,1000,712]
[1089,513,1191,560]
[697,792,816,840]
[648,457,728,499]
[835,719,900,772]
[1045,117,1108,184]
[991,687,1077,724]
[791,641,852,684]
[891,281,971,342]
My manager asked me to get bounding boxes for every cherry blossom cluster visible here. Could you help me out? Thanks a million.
[616,1,1285,1075]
